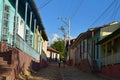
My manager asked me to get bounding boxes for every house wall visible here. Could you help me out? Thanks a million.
[73,48,76,65]
[0,0,15,44]
[69,48,74,65]
[93,30,101,70]
[46,51,50,58]
[88,38,92,58]
[47,51,59,62]
[57,54,60,60]
[0,0,48,61]
[0,42,39,79]
[80,39,88,60]
[100,33,120,79]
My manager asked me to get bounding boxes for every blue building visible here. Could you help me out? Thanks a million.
[0,0,48,60]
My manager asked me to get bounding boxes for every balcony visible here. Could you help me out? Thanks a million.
[16,34,40,60]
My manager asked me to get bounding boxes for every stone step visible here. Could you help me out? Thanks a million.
[0,57,3,61]
[0,60,8,65]
[0,68,12,76]
[0,57,8,65]
[0,56,10,64]
[0,76,6,80]
[0,56,11,77]
[0,64,11,69]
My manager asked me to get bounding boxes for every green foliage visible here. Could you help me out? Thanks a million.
[51,39,65,59]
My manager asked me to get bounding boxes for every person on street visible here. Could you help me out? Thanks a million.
[63,59,66,68]
[58,60,61,68]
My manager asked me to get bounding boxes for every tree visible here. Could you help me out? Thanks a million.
[51,39,65,59]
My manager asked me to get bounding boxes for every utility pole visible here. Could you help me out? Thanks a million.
[68,18,70,45]
[58,18,71,61]
[58,18,70,45]
[68,19,70,63]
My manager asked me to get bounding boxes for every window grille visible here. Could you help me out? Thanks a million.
[29,35,33,46]
[25,29,30,43]
[2,4,10,42]
[25,30,33,46]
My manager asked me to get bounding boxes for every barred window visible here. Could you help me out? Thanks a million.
[2,4,10,41]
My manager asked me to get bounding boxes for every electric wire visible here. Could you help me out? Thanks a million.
[101,0,118,23]
[38,0,53,9]
[89,0,115,27]
[111,1,120,20]
[70,0,84,20]
[115,2,120,20]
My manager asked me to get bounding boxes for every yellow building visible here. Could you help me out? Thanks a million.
[97,28,120,79]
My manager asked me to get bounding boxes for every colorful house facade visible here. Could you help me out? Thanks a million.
[70,31,92,72]
[89,22,120,72]
[0,0,48,79]
[0,0,48,60]
[97,28,120,79]
[69,22,120,73]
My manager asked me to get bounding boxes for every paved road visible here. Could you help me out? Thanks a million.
[29,63,117,80]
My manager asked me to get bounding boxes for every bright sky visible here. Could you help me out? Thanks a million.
[35,0,120,44]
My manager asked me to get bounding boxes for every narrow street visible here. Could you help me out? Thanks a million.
[28,63,117,80]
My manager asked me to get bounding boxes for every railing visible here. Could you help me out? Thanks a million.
[101,57,105,66]
[16,34,40,60]
[114,52,120,64]
[101,52,120,66]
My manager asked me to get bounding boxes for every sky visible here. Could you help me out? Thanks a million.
[34,0,120,44]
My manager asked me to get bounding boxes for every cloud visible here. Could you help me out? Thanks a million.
[48,33,76,46]
[52,33,59,42]
[48,33,60,45]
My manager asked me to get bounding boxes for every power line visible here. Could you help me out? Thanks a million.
[115,1,120,20]
[100,0,118,23]
[38,0,53,9]
[89,0,115,27]
[111,1,120,20]
[70,0,84,20]
[99,0,120,24]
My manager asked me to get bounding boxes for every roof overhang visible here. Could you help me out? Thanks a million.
[97,28,120,44]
